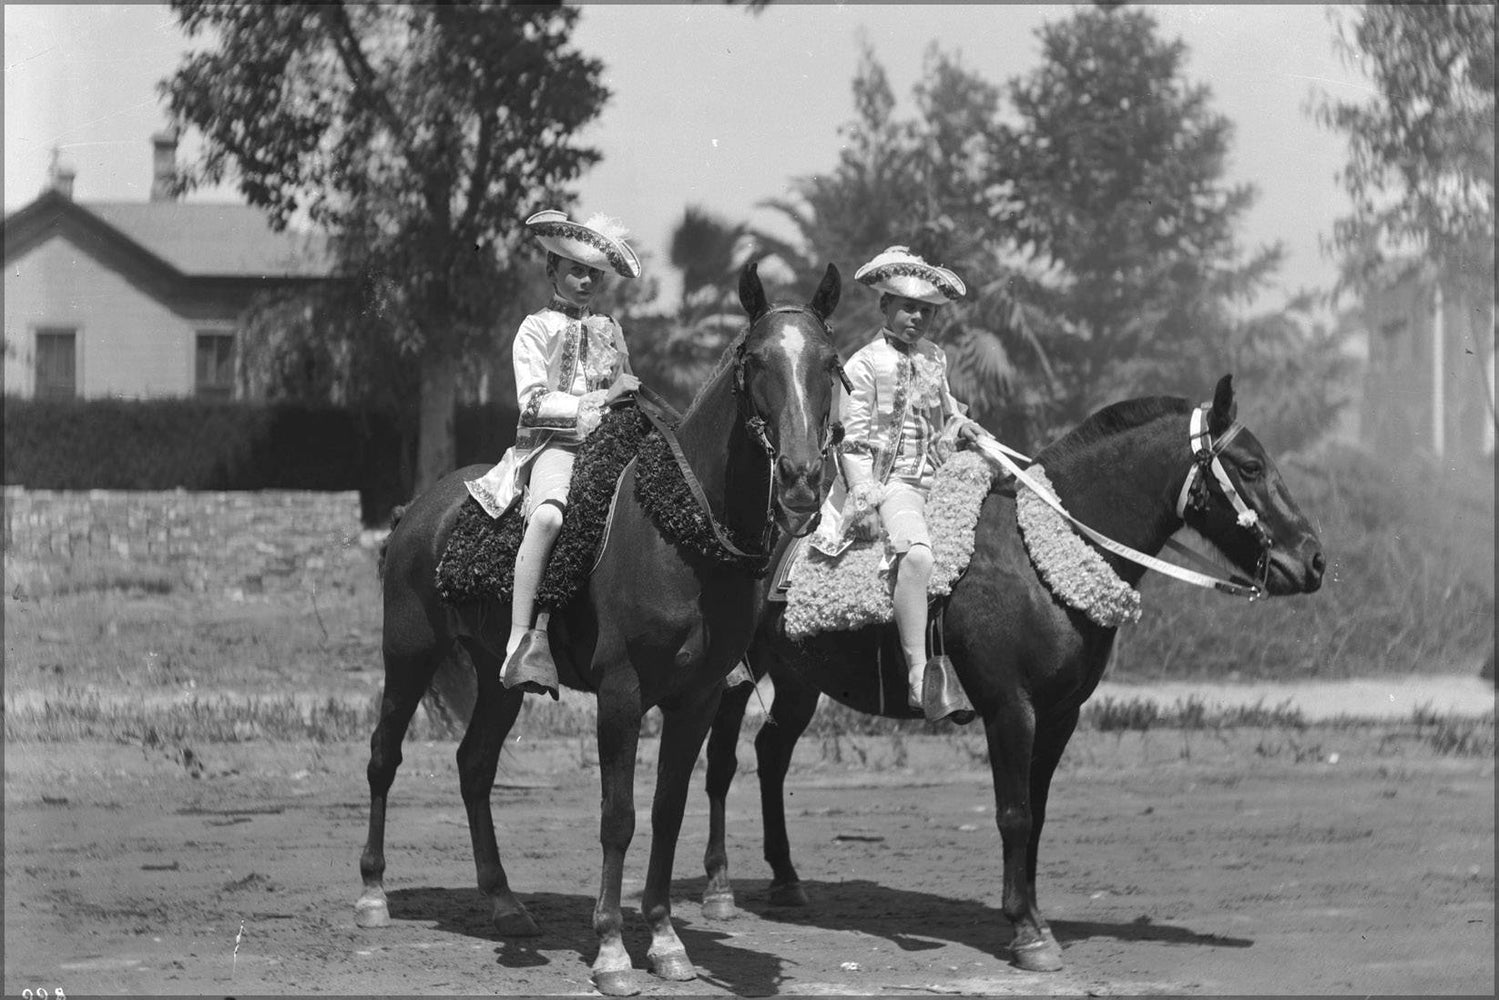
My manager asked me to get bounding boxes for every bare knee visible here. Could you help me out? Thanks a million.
[527,502,565,538]
[899,544,934,580]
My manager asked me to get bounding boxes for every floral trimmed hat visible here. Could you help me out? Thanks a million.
[854,245,965,305]
[525,209,641,279]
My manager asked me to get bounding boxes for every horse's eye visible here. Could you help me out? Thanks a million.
[1239,460,1263,479]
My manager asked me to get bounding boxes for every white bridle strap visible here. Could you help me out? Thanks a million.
[1174,406,1209,519]
[1175,405,1261,536]
[970,419,1263,600]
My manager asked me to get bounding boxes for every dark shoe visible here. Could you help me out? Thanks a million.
[922,655,976,725]
[501,628,559,699]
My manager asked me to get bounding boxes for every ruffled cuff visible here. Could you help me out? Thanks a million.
[845,480,884,524]
[576,389,608,438]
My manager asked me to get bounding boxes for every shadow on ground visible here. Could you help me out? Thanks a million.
[388,873,1251,995]
[388,885,791,995]
[718,876,1253,955]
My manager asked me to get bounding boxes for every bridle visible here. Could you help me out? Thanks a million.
[970,399,1275,600]
[629,304,850,563]
[733,305,852,472]
[1170,403,1274,594]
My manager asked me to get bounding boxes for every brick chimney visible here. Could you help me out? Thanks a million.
[45,148,76,200]
[150,129,179,202]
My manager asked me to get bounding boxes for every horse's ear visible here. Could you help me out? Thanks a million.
[739,260,768,322]
[1209,374,1237,433]
[809,263,841,322]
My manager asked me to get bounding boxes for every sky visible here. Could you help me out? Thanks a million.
[3,3,1377,313]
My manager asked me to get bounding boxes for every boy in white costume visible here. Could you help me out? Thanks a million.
[813,246,982,720]
[465,209,641,697]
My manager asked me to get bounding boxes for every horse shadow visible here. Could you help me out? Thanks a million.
[387,885,792,995]
[669,874,1254,960]
[384,876,1249,994]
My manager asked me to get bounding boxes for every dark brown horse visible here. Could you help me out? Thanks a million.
[699,374,1326,973]
[356,262,845,996]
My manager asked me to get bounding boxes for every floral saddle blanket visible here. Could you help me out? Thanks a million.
[777,450,996,640]
[434,405,649,610]
[775,451,1143,640]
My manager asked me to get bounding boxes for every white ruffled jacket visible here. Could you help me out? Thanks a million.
[465,307,631,518]
[811,332,975,556]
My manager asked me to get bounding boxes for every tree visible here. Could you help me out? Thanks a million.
[755,45,1066,445]
[160,2,609,492]
[668,205,745,317]
[999,5,1283,424]
[1197,295,1359,455]
[1314,3,1494,300]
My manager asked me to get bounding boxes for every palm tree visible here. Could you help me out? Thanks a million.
[668,205,745,318]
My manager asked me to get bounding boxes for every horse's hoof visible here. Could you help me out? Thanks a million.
[648,948,697,982]
[701,892,738,921]
[591,969,640,996]
[1012,938,1064,972]
[492,907,540,937]
[767,881,809,907]
[354,896,390,928]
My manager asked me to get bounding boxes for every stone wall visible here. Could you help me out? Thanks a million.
[2,488,380,598]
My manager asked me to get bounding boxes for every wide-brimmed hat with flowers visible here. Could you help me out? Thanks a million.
[853,245,965,305]
[525,209,641,279]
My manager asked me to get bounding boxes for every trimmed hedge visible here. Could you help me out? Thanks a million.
[3,397,518,525]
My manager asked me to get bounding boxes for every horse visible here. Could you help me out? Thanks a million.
[356,261,846,996]
[698,374,1326,973]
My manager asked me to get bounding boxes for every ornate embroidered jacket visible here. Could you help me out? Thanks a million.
[811,330,975,556]
[464,305,632,518]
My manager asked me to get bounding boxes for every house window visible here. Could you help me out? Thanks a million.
[34,328,77,399]
[195,330,236,399]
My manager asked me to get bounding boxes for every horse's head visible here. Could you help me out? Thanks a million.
[1178,375,1326,596]
[734,260,846,537]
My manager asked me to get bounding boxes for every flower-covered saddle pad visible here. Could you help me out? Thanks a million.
[435,405,650,610]
[780,450,996,640]
[1013,464,1141,627]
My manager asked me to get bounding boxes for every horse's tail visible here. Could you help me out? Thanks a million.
[377,504,407,584]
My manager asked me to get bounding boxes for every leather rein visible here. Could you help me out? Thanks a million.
[629,306,848,563]
[971,401,1272,600]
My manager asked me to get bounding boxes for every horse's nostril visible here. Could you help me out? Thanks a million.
[1311,550,1326,576]
[776,455,822,487]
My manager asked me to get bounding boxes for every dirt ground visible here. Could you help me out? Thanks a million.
[4,725,1493,997]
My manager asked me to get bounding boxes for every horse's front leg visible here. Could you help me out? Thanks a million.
[592,667,644,997]
[984,698,1063,972]
[455,640,534,935]
[755,663,821,906]
[702,677,757,920]
[1022,706,1080,965]
[640,681,724,982]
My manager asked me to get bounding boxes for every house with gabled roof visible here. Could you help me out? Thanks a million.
[3,132,334,401]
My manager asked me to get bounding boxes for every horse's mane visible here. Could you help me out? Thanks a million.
[1035,396,1191,467]
[686,327,749,412]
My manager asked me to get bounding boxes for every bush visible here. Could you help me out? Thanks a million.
[1111,443,1495,681]
[2,396,518,525]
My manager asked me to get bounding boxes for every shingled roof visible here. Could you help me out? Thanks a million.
[83,201,332,278]
[3,190,335,280]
